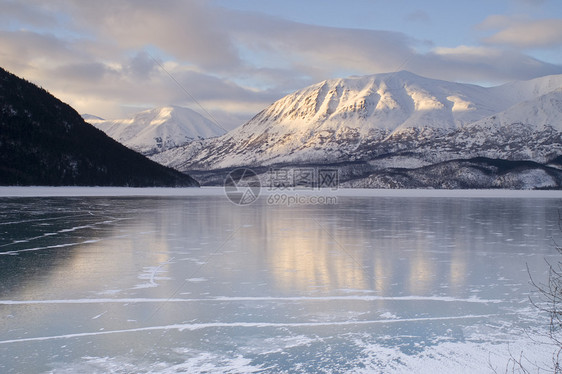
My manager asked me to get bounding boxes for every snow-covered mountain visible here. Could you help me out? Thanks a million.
[470,88,562,132]
[150,71,562,188]
[84,106,225,155]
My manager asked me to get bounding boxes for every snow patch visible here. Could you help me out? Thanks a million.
[87,105,225,155]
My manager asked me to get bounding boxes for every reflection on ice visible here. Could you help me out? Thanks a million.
[0,194,560,373]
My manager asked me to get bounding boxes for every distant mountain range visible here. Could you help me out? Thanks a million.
[84,106,225,155]
[149,71,562,189]
[9,64,560,189]
[0,67,199,187]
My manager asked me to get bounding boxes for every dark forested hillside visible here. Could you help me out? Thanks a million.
[0,67,198,187]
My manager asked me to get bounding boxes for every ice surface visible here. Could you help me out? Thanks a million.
[0,194,561,373]
[0,186,561,198]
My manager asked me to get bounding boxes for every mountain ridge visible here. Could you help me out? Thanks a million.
[152,71,562,169]
[149,71,562,189]
[0,67,199,187]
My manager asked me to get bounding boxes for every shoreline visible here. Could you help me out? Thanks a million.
[0,186,560,198]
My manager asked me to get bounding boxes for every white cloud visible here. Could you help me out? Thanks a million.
[0,0,561,128]
[0,1,61,30]
[426,45,561,82]
[59,0,243,71]
[481,17,562,48]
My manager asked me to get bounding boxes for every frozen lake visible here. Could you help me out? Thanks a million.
[0,188,561,373]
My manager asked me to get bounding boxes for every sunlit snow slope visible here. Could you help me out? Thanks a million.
[154,71,562,177]
[85,106,225,155]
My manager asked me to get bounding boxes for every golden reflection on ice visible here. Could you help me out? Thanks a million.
[449,247,468,292]
[407,248,435,294]
[371,253,391,294]
[263,217,370,293]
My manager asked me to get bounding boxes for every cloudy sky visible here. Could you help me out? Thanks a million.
[1,0,562,129]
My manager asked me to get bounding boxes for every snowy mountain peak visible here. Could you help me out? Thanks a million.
[259,71,562,134]
[132,105,195,126]
[471,88,562,131]
[151,71,562,172]
[86,105,226,155]
[248,71,505,137]
[493,74,562,102]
